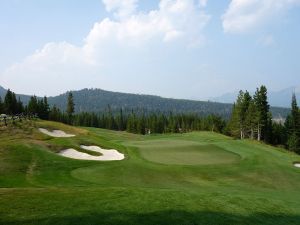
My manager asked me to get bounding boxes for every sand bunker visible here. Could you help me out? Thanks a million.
[58,145,125,161]
[39,128,75,138]
[294,163,300,168]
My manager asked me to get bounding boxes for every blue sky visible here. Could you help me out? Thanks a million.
[0,0,300,99]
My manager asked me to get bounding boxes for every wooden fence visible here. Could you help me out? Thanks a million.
[0,113,38,126]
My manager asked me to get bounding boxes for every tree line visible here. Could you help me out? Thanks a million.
[1,86,299,154]
[48,93,226,134]
[226,85,300,154]
[0,89,24,115]
[0,90,226,134]
[0,89,50,119]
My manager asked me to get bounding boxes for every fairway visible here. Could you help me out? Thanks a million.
[1,120,300,225]
[135,140,240,165]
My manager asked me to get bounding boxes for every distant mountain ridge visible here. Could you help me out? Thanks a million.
[0,85,290,119]
[211,86,300,108]
[0,85,6,97]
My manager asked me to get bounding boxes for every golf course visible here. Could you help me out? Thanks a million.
[1,120,300,225]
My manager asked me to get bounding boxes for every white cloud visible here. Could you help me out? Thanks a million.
[102,0,138,18]
[0,0,210,96]
[84,0,210,48]
[222,0,300,33]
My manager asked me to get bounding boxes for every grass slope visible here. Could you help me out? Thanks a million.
[1,120,300,225]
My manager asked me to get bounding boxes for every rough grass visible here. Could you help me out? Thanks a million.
[1,120,300,225]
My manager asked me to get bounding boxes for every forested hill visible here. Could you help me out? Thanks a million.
[48,88,236,116]
[48,88,289,119]
[0,86,290,119]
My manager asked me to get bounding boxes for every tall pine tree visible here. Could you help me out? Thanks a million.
[253,86,270,142]
[286,93,300,152]
[27,96,39,114]
[227,90,252,139]
[67,92,75,123]
[16,97,24,114]
[245,98,258,139]
[4,89,18,114]
[0,97,4,114]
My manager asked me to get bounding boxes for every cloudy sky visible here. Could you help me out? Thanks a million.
[0,0,300,99]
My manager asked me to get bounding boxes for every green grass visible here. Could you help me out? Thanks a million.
[1,120,300,225]
[135,140,240,165]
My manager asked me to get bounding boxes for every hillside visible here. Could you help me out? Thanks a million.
[0,85,6,97]
[48,88,236,117]
[0,85,32,104]
[0,86,290,119]
[1,120,300,225]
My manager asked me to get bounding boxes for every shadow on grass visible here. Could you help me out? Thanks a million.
[2,210,300,225]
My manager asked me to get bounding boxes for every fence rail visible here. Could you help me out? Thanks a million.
[0,113,38,126]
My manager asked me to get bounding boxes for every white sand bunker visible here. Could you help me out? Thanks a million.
[294,163,300,168]
[59,145,125,161]
[39,128,75,138]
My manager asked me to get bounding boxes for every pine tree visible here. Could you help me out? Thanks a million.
[228,90,251,139]
[137,115,146,135]
[42,96,50,119]
[0,97,4,114]
[106,105,115,130]
[236,90,245,139]
[16,97,24,114]
[126,112,137,133]
[4,89,15,114]
[253,86,270,142]
[67,92,75,123]
[49,105,60,121]
[227,103,240,138]
[11,92,18,114]
[27,96,39,114]
[37,99,45,117]
[286,93,300,152]
[245,99,258,139]
[116,108,125,130]
[291,93,300,135]
[240,91,252,139]
[287,132,299,152]
[272,122,287,146]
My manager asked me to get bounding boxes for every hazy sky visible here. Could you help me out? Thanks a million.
[0,0,300,99]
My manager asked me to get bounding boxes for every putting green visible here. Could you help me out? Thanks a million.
[135,140,241,165]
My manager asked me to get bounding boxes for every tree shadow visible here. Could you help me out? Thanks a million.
[2,210,300,225]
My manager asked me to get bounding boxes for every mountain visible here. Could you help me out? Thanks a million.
[0,86,32,105]
[0,85,6,97]
[211,86,300,108]
[0,85,290,119]
[47,88,235,118]
[268,87,300,107]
